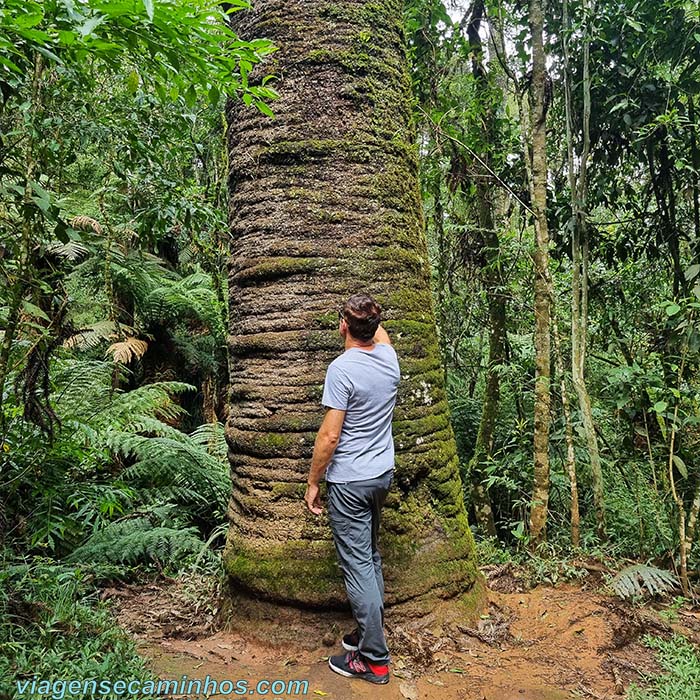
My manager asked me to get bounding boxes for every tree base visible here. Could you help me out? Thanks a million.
[217,575,488,653]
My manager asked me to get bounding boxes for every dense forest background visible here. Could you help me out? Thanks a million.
[1,0,699,697]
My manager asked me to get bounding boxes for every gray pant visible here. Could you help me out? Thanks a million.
[327,469,393,664]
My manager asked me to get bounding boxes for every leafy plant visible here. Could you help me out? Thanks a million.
[2,359,229,571]
[626,635,700,700]
[610,564,679,600]
[0,553,156,699]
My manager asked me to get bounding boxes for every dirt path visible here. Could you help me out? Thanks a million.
[107,572,700,700]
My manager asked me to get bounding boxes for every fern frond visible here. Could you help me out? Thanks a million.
[610,564,679,600]
[70,215,103,234]
[68,516,207,568]
[46,240,89,261]
[106,337,148,364]
[189,421,228,460]
[115,435,229,509]
[108,381,193,427]
[64,320,130,350]
[52,360,118,419]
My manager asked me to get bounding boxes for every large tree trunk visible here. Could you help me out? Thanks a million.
[224,0,480,608]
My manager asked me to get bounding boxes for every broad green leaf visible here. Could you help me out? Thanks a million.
[653,401,668,413]
[30,181,51,212]
[656,414,667,440]
[79,14,106,37]
[609,99,629,113]
[22,301,50,322]
[184,84,197,108]
[155,82,167,102]
[665,303,681,316]
[255,101,274,118]
[672,455,688,479]
[685,264,700,281]
[35,45,62,64]
[0,55,21,73]
[57,30,77,46]
[15,6,44,30]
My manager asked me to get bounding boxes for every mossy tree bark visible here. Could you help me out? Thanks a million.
[527,0,552,547]
[223,0,479,608]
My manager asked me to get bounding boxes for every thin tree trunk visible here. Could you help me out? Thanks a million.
[551,307,580,546]
[686,476,700,551]
[463,0,501,539]
[668,397,689,596]
[0,53,43,421]
[563,0,605,540]
[432,170,449,370]
[527,0,552,548]
[224,0,480,608]
[689,97,700,248]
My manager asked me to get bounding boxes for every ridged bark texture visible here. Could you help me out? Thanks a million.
[223,0,478,608]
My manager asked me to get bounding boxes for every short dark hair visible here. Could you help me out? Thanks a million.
[340,293,381,342]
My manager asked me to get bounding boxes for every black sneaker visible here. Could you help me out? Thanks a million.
[341,629,359,652]
[328,650,390,684]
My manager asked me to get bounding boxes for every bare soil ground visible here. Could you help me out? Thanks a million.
[106,566,700,700]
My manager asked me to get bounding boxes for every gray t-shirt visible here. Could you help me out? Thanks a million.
[321,342,400,483]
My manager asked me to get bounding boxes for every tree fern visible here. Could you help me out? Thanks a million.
[63,320,131,352]
[68,511,210,569]
[140,271,224,340]
[4,358,229,570]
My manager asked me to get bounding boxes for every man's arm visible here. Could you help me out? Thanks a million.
[373,323,391,345]
[305,408,346,514]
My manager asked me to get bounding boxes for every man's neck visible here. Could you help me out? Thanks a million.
[344,336,375,351]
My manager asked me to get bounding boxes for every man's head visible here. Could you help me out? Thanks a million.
[339,293,381,343]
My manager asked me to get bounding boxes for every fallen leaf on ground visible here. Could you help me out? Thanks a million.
[399,681,418,700]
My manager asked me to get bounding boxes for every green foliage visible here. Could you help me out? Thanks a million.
[68,509,212,570]
[0,0,270,446]
[627,635,700,700]
[0,554,156,699]
[658,596,687,624]
[2,358,229,571]
[475,537,588,587]
[0,0,276,108]
[409,0,700,583]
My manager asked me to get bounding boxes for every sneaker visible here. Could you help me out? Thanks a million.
[341,629,359,652]
[328,650,390,684]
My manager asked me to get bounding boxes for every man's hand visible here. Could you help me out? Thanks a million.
[304,482,323,515]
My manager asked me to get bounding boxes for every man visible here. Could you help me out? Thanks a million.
[304,293,400,686]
